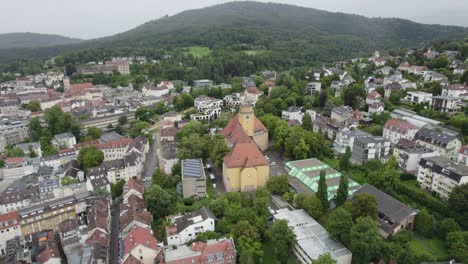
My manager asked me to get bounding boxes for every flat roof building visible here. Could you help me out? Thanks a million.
[285,158,360,200]
[274,209,352,264]
[181,159,207,198]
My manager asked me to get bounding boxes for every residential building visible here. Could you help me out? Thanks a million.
[285,158,360,200]
[333,129,371,155]
[181,159,207,198]
[313,116,345,140]
[161,127,178,142]
[431,95,466,113]
[350,184,417,238]
[442,84,468,98]
[193,79,214,88]
[405,91,433,105]
[191,96,223,121]
[458,145,468,166]
[414,126,462,160]
[393,139,439,174]
[306,82,321,94]
[244,86,262,104]
[384,83,402,98]
[331,106,354,123]
[105,60,130,75]
[418,156,468,201]
[6,230,61,264]
[166,207,216,246]
[391,108,441,128]
[282,106,303,124]
[366,91,382,105]
[0,186,40,214]
[165,237,237,264]
[161,140,178,175]
[121,226,164,264]
[142,84,170,97]
[52,132,76,149]
[383,119,419,144]
[273,209,352,264]
[351,136,391,164]
[368,102,385,114]
[0,211,21,256]
[0,119,29,148]
[120,194,152,234]
[14,142,42,157]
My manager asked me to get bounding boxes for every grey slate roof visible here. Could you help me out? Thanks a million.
[175,206,216,233]
[419,156,468,183]
[415,126,460,146]
[351,184,416,233]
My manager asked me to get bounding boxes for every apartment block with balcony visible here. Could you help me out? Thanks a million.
[393,139,439,174]
[351,136,391,164]
[417,156,468,201]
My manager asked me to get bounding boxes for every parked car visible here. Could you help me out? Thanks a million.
[269,161,276,166]
[209,173,215,180]
[212,183,217,189]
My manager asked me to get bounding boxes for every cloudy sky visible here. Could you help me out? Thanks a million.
[2,0,467,39]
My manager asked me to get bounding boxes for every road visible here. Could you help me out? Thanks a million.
[109,196,122,263]
[142,130,159,188]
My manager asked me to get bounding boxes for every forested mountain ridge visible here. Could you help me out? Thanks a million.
[0,1,467,71]
[0,32,82,49]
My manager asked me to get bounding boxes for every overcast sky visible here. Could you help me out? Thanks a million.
[2,0,467,39]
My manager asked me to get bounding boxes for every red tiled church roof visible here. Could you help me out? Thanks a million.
[223,142,268,168]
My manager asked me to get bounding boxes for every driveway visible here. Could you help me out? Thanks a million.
[263,147,287,177]
[141,130,158,189]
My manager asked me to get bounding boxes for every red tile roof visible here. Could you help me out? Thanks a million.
[86,228,109,247]
[384,119,418,133]
[367,90,382,99]
[223,142,268,168]
[5,157,26,164]
[460,145,468,155]
[0,211,20,230]
[123,226,158,255]
[446,84,467,91]
[35,243,60,263]
[69,83,94,90]
[124,179,143,196]
[220,114,268,145]
[246,86,262,95]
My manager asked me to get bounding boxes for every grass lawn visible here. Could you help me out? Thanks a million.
[262,240,297,264]
[185,46,211,58]
[409,235,448,260]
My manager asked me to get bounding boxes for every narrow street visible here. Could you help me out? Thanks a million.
[109,196,122,263]
[142,130,159,188]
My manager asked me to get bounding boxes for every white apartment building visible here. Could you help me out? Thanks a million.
[333,129,371,155]
[405,91,433,105]
[282,106,303,124]
[52,132,77,148]
[306,82,321,95]
[393,139,439,174]
[0,211,22,256]
[418,156,468,201]
[415,126,462,160]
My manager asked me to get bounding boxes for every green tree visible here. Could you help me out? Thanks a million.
[448,183,468,215]
[111,179,126,199]
[177,134,210,160]
[432,55,449,69]
[175,121,209,140]
[335,174,349,207]
[44,106,79,137]
[135,106,156,123]
[350,193,378,220]
[231,220,263,263]
[28,117,43,141]
[313,253,337,264]
[438,218,461,239]
[61,175,79,186]
[266,175,290,195]
[339,147,351,172]
[152,167,169,188]
[129,120,150,138]
[302,194,323,219]
[26,100,41,112]
[302,112,313,130]
[327,207,353,246]
[317,170,329,210]
[145,184,174,219]
[118,115,128,125]
[368,157,400,192]
[5,147,25,158]
[350,217,383,264]
[77,146,104,171]
[461,70,468,84]
[87,126,102,140]
[210,134,230,167]
[293,193,307,208]
[446,231,468,262]
[271,219,296,263]
[415,209,434,237]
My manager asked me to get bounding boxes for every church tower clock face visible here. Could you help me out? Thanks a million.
[246,115,250,120]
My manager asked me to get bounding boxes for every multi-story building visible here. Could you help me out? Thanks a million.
[166,207,216,246]
[181,159,207,198]
[383,119,419,144]
[274,209,352,264]
[0,211,21,257]
[442,83,468,98]
[393,139,439,174]
[52,132,77,149]
[313,115,345,140]
[431,95,466,113]
[0,119,29,149]
[405,91,433,105]
[331,106,354,123]
[193,79,214,88]
[333,129,372,155]
[142,84,170,97]
[350,184,417,238]
[105,60,130,75]
[366,91,382,105]
[165,238,237,264]
[0,186,40,214]
[414,126,462,160]
[121,226,164,264]
[0,100,20,116]
[418,156,468,201]
[161,140,178,175]
[351,136,391,164]
[223,93,244,109]
[282,106,303,124]
[191,96,223,121]
[19,195,83,235]
[306,82,321,95]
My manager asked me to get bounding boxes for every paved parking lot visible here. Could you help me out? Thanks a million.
[263,147,287,177]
